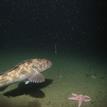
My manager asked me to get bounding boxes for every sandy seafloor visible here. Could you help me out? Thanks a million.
[0,48,107,107]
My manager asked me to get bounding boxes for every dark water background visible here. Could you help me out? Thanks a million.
[0,0,106,58]
[0,0,96,52]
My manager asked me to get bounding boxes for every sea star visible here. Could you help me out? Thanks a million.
[68,93,91,107]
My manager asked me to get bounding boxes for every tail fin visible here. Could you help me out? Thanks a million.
[0,75,11,88]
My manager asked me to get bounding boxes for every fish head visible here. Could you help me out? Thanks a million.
[31,58,52,72]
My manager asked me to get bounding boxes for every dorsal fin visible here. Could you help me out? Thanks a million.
[0,72,4,75]
[0,64,20,75]
[0,58,33,75]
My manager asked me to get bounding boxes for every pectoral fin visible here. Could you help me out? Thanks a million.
[25,72,45,84]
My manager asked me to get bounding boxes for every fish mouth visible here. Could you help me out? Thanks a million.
[48,60,52,68]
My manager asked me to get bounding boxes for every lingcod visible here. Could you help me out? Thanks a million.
[0,58,52,88]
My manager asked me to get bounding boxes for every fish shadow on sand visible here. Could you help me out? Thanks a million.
[3,79,53,98]
[0,86,8,91]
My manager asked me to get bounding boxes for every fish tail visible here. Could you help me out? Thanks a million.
[0,75,12,88]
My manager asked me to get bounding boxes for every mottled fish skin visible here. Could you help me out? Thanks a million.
[0,58,52,88]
